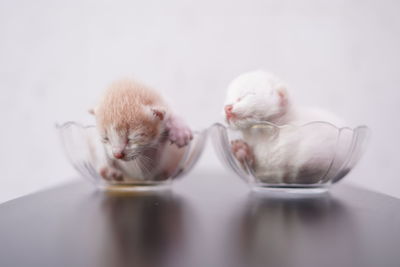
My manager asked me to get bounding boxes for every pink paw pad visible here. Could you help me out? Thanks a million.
[100,166,124,181]
[231,140,254,166]
[167,116,193,148]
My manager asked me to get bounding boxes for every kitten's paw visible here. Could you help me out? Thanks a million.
[100,166,124,181]
[231,140,254,166]
[166,116,193,148]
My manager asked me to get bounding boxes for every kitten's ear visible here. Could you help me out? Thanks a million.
[88,108,96,115]
[148,107,166,121]
[276,84,288,107]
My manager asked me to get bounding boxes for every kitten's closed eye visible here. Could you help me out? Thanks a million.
[128,133,147,144]
[128,138,136,144]
[101,136,109,143]
[237,92,256,102]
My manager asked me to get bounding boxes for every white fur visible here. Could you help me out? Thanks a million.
[224,70,288,127]
[225,70,347,183]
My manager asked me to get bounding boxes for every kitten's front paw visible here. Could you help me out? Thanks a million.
[100,166,124,182]
[167,116,193,148]
[231,140,255,166]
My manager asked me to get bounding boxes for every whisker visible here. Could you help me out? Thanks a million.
[136,158,151,176]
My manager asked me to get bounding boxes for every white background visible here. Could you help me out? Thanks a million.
[0,0,399,203]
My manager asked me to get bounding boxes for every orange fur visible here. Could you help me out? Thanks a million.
[95,79,169,138]
[92,78,191,181]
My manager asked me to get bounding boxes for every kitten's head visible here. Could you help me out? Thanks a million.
[223,70,289,129]
[94,105,166,161]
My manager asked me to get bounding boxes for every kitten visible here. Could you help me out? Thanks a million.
[91,79,192,182]
[224,70,346,184]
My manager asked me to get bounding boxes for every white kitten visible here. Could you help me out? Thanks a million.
[224,70,347,184]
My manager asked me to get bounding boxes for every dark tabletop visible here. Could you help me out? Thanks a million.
[0,169,399,267]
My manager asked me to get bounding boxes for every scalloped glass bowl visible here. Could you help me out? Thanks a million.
[57,122,207,191]
[210,122,370,193]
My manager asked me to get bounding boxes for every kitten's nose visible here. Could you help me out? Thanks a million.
[113,152,124,159]
[224,105,235,120]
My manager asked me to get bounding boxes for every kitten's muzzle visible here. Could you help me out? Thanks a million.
[113,152,125,159]
[224,104,237,121]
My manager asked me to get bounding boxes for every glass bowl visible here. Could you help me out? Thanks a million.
[210,122,370,193]
[57,122,207,191]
